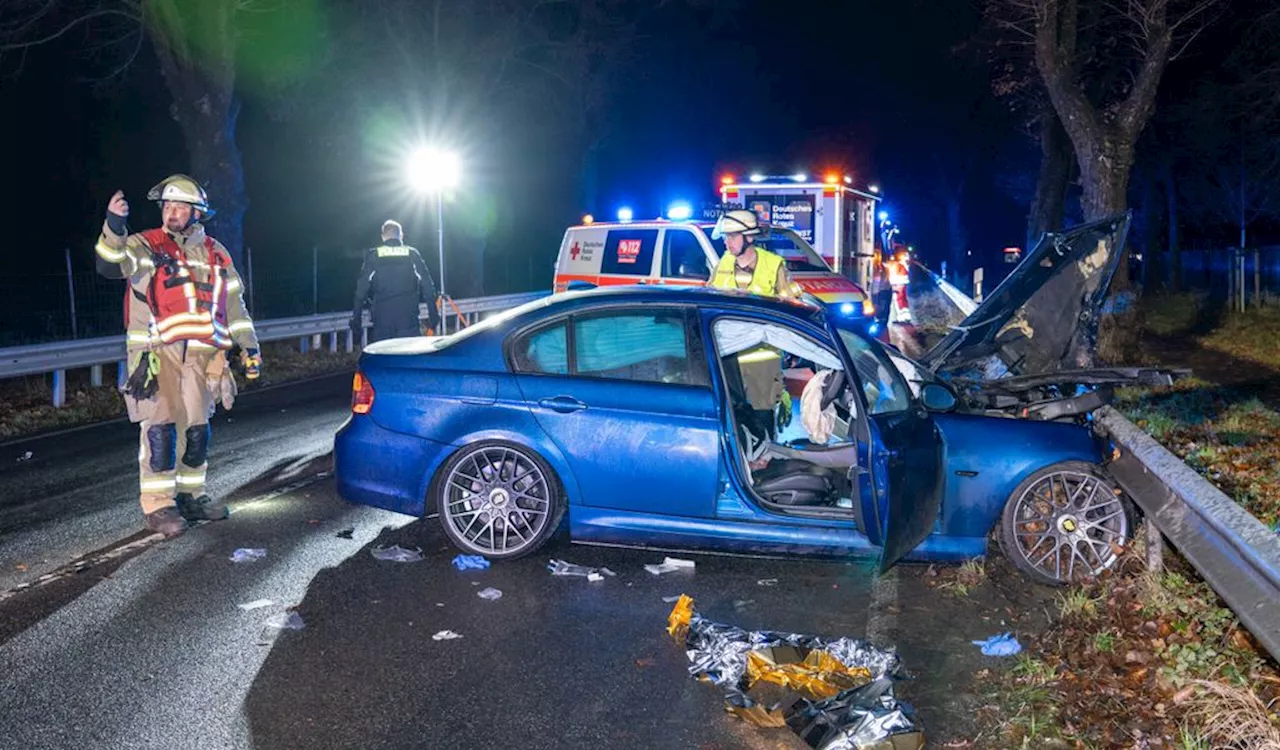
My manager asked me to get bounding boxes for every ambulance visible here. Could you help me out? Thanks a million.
[552,213,874,316]
[719,173,881,291]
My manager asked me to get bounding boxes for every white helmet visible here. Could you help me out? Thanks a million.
[147,174,214,218]
[711,209,763,239]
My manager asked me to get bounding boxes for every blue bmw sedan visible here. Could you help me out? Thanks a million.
[336,216,1180,585]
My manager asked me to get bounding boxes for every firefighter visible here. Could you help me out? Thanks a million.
[351,220,441,343]
[94,174,261,537]
[707,210,800,299]
[708,209,798,439]
[871,257,894,331]
[888,250,912,323]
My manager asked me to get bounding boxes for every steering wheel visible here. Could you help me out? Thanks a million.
[820,370,847,411]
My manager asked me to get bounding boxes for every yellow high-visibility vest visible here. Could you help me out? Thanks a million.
[711,248,786,297]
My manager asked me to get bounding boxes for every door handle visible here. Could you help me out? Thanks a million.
[538,396,587,413]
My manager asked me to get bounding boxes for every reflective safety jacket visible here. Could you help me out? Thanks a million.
[95,220,259,356]
[709,248,794,298]
[352,240,440,342]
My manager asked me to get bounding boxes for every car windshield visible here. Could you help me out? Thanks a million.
[829,316,938,396]
[702,226,831,274]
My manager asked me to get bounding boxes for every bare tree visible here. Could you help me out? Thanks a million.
[0,0,295,267]
[988,0,1219,359]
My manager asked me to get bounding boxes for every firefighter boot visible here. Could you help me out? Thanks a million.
[145,507,187,538]
[175,493,229,522]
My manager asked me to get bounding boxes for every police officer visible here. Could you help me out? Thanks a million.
[94,174,261,537]
[351,220,441,343]
[707,210,800,298]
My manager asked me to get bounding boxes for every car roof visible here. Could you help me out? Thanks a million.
[570,220,708,231]
[545,285,826,322]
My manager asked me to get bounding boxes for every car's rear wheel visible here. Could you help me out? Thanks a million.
[435,441,565,560]
[998,461,1134,586]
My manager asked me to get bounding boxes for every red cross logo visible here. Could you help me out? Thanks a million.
[570,242,581,260]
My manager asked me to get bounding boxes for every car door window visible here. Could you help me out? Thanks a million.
[836,329,912,414]
[662,229,710,281]
[510,322,568,375]
[574,310,705,386]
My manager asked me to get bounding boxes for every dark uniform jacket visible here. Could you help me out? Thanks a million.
[352,239,440,342]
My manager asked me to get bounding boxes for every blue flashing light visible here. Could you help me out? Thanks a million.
[878,211,889,222]
[617,207,634,223]
[868,322,881,336]
[666,202,693,221]
[791,173,807,182]
[748,173,765,183]
[839,302,855,315]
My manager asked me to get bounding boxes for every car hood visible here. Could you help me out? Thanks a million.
[920,214,1131,378]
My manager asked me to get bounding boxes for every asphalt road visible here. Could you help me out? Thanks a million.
[0,285,1051,748]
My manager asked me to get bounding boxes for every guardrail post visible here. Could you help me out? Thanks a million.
[328,331,338,353]
[117,360,128,388]
[90,364,103,387]
[1146,522,1164,573]
[299,336,310,353]
[311,334,322,352]
[52,369,66,408]
[361,328,368,349]
[345,329,354,353]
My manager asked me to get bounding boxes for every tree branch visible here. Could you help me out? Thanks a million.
[0,8,141,52]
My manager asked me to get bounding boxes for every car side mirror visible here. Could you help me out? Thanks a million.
[680,262,710,280]
[920,383,957,413]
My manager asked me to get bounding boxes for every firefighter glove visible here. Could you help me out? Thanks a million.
[776,391,793,431]
[124,351,160,400]
[241,348,262,380]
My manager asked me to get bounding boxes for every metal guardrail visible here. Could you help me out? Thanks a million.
[918,262,1280,661]
[1098,407,1280,661]
[0,291,548,406]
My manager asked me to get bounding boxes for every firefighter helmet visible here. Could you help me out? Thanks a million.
[147,174,214,219]
[711,209,763,239]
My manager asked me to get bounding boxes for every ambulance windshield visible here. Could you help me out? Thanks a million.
[703,226,831,273]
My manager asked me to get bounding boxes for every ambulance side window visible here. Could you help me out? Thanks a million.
[662,230,710,281]
[600,230,658,276]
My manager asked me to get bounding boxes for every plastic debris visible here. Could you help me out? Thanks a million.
[547,559,615,580]
[757,578,779,587]
[432,630,463,641]
[17,451,33,462]
[733,599,755,610]
[644,556,696,575]
[263,611,305,630]
[336,528,355,539]
[477,587,503,601]
[662,595,683,603]
[452,554,490,570]
[229,548,267,563]
[666,594,923,750]
[972,633,1022,657]
[372,545,424,563]
[237,598,274,611]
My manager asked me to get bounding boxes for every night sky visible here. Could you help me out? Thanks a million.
[1,0,1026,325]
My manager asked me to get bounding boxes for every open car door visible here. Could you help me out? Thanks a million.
[830,318,944,572]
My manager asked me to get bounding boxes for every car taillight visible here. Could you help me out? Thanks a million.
[352,371,375,414]
[862,298,876,316]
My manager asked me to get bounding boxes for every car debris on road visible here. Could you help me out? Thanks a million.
[477,587,503,601]
[432,629,463,641]
[229,548,267,563]
[644,556,696,575]
[547,559,615,581]
[372,545,424,563]
[666,595,923,750]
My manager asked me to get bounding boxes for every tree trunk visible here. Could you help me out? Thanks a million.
[1077,137,1140,364]
[1028,107,1073,246]
[147,2,246,269]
